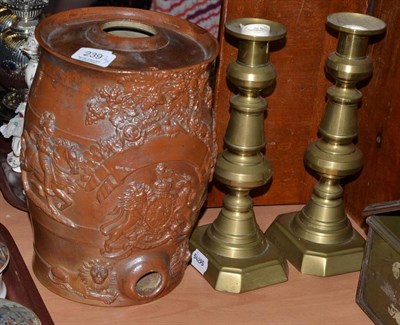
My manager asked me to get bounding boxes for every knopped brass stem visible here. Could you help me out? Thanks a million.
[190,18,288,293]
[265,12,386,276]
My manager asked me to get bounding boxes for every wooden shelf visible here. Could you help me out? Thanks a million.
[0,223,53,324]
[0,193,371,324]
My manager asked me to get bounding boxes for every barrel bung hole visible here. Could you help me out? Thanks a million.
[102,20,156,38]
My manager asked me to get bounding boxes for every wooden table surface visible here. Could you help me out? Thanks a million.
[0,193,372,324]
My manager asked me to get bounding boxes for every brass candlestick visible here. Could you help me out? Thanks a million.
[190,18,288,293]
[265,12,386,276]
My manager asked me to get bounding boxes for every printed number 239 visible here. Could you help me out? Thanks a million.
[83,51,103,59]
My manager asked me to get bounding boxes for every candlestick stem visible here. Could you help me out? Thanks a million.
[265,12,386,276]
[190,18,288,292]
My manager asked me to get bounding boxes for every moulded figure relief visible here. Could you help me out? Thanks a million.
[21,111,81,227]
[49,259,119,305]
[100,163,194,259]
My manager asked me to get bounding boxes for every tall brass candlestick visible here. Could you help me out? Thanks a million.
[190,18,288,293]
[265,12,386,276]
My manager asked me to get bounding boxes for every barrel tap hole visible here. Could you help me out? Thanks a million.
[135,271,162,297]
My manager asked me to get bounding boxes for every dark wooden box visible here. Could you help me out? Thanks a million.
[357,202,400,324]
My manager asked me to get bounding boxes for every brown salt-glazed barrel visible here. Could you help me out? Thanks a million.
[20,7,218,306]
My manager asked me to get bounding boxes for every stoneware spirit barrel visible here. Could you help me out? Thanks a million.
[20,7,218,306]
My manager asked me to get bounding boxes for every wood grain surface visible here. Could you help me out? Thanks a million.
[344,1,400,225]
[207,0,368,209]
[0,192,372,325]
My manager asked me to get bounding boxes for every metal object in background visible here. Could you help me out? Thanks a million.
[190,18,288,293]
[0,5,15,33]
[0,299,41,324]
[0,0,48,109]
[0,241,10,298]
[265,12,386,276]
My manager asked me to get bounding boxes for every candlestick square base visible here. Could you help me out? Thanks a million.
[265,212,365,277]
[190,224,288,293]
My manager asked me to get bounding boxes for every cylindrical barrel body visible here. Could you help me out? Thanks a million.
[21,7,218,306]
